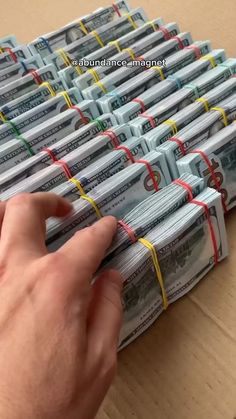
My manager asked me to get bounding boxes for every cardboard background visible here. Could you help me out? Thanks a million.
[0,1,236,418]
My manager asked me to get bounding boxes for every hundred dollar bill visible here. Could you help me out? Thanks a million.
[0,78,67,120]
[0,88,83,144]
[0,45,32,70]
[73,22,180,92]
[112,49,227,123]
[28,0,131,58]
[0,113,118,192]
[177,122,236,211]
[96,40,212,112]
[58,18,164,88]
[0,64,59,106]
[46,150,172,250]
[156,93,236,178]
[82,32,193,100]
[0,55,44,87]
[144,77,236,149]
[0,35,18,49]
[1,135,149,199]
[107,173,204,257]
[103,187,228,349]
[44,9,148,71]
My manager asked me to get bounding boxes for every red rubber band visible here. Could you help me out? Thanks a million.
[190,149,228,213]
[102,130,120,147]
[132,98,146,112]
[137,159,159,191]
[191,199,219,265]
[28,70,43,85]
[141,113,156,129]
[172,179,193,201]
[43,147,57,162]
[169,137,186,156]
[159,26,171,41]
[112,3,121,17]
[54,160,72,179]
[185,45,202,59]
[116,145,135,163]
[172,36,185,50]
[71,105,89,124]
[118,220,137,244]
[4,47,17,63]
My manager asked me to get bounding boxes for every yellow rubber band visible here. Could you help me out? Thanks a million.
[138,238,168,310]
[75,65,83,75]
[69,177,86,196]
[0,111,7,122]
[79,20,88,35]
[57,48,71,67]
[40,81,56,97]
[123,47,136,60]
[148,20,157,31]
[200,54,216,68]
[125,13,138,30]
[109,40,121,52]
[211,106,228,126]
[81,195,102,219]
[195,97,210,112]
[58,91,73,108]
[96,81,108,94]
[87,68,100,82]
[163,119,178,135]
[0,47,4,53]
[152,65,165,80]
[91,30,104,48]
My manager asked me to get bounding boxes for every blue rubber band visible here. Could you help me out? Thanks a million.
[183,83,200,98]
[106,91,123,107]
[167,74,182,90]
[38,37,53,54]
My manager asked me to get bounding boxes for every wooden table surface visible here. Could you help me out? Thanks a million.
[1,0,236,417]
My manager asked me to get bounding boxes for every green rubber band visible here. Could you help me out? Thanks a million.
[93,118,106,131]
[17,135,35,156]
[184,83,200,98]
[5,120,20,136]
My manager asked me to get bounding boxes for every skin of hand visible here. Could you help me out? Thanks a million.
[0,192,123,419]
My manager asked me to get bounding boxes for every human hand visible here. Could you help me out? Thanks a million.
[0,193,123,419]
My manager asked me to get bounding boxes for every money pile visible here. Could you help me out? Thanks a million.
[1,0,234,348]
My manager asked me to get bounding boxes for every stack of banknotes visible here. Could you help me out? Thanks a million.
[0,0,235,348]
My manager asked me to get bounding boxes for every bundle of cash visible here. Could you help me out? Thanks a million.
[0,64,59,106]
[177,122,236,211]
[28,0,131,58]
[58,18,164,88]
[0,45,32,70]
[82,32,193,100]
[130,68,236,136]
[107,173,204,257]
[0,35,18,49]
[46,150,172,249]
[144,77,236,149]
[72,22,180,92]
[109,50,229,121]
[156,93,236,178]
[0,55,45,87]
[0,135,149,199]
[0,88,83,143]
[0,113,118,192]
[45,9,148,71]
[102,187,228,349]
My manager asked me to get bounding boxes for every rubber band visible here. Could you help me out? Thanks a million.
[148,20,157,32]
[0,47,4,53]
[58,91,73,108]
[152,65,165,80]
[43,147,57,162]
[140,113,156,129]
[200,54,217,68]
[4,47,18,63]
[190,149,228,213]
[93,118,106,132]
[79,20,88,35]
[38,37,53,54]
[28,70,42,85]
[185,45,202,59]
[69,177,86,196]
[40,81,56,97]
[102,130,120,147]
[91,30,104,47]
[106,91,123,107]
[81,195,102,218]
[17,135,35,157]
[172,36,185,50]
[195,97,210,112]
[109,40,121,52]
[191,199,219,264]
[123,47,136,60]
[54,160,72,179]
[87,68,100,82]
[0,111,7,122]
[169,137,186,156]
[211,106,228,126]
[112,3,121,17]
[138,237,168,309]
[172,179,193,201]
[137,159,159,191]
[159,25,171,41]
[125,13,138,30]
[132,98,146,112]
[163,119,178,135]
[5,120,20,136]
[184,83,200,98]
[71,105,89,124]
[167,74,182,89]
[96,80,108,94]
[75,65,83,75]
[57,49,71,67]
[118,220,137,243]
[20,60,28,74]
[115,145,135,163]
